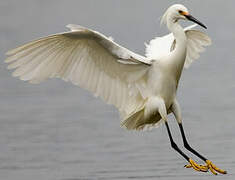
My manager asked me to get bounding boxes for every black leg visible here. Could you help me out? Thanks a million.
[178,122,227,175]
[178,123,207,161]
[165,121,189,161]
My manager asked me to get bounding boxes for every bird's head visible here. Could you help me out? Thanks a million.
[161,4,207,29]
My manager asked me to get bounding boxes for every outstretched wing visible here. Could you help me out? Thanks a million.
[5,24,151,115]
[145,24,211,68]
[182,30,212,68]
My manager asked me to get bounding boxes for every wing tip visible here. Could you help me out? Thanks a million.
[5,49,15,56]
[207,37,212,46]
[66,24,86,31]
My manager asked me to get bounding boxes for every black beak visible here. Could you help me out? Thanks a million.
[185,14,207,29]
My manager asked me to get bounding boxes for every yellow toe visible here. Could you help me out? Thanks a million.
[185,159,227,175]
[206,160,227,175]
[185,159,208,172]
[184,164,192,168]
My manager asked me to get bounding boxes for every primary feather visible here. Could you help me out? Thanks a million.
[6,25,151,118]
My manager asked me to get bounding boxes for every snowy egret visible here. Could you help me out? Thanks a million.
[5,4,226,175]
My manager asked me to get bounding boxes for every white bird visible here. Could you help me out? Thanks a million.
[5,4,226,175]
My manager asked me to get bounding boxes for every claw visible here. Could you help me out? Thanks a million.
[184,164,192,168]
[186,159,227,175]
[206,160,227,175]
[185,159,208,172]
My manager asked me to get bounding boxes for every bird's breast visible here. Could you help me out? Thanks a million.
[147,62,177,109]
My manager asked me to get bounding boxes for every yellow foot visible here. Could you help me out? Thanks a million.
[205,160,227,175]
[184,159,208,172]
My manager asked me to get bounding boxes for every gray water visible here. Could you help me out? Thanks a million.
[0,0,235,179]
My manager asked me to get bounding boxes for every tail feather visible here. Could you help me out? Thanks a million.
[121,108,145,130]
[121,98,163,131]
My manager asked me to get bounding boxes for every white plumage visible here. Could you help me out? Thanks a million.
[5,4,211,130]
[145,24,211,68]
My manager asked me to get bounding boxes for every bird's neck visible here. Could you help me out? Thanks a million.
[168,22,187,82]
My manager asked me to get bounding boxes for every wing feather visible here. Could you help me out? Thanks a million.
[145,24,211,68]
[6,25,151,116]
[184,30,211,68]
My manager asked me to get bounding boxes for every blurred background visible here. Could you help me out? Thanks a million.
[0,0,234,179]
